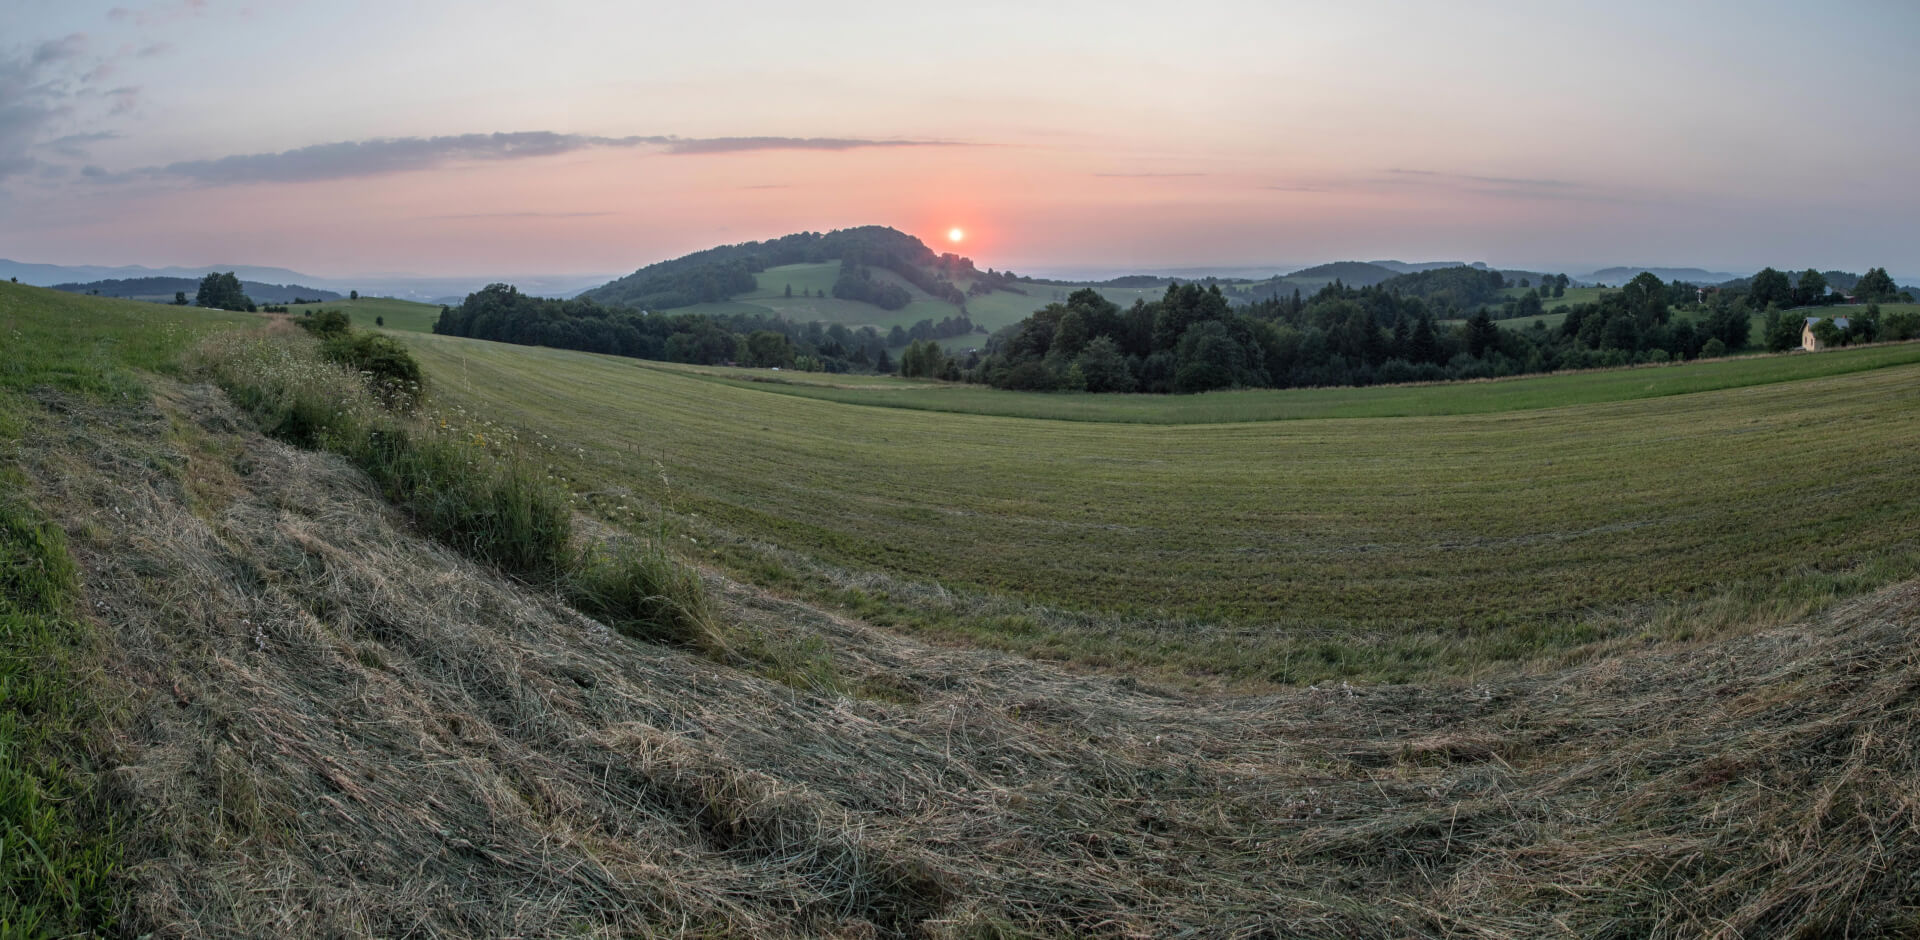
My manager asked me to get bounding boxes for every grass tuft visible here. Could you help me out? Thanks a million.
[567,538,721,651]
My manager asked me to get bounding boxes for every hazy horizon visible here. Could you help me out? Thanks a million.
[5,1,1917,278]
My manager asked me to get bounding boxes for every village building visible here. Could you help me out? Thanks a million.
[1801,316,1851,351]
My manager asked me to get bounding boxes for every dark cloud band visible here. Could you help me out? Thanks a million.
[107,132,963,186]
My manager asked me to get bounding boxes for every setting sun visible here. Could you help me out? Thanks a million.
[947,227,965,243]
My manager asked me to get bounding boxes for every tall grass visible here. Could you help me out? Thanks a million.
[567,539,719,650]
[195,325,716,648]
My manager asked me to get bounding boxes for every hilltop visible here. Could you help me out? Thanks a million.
[1280,261,1402,286]
[581,225,1004,311]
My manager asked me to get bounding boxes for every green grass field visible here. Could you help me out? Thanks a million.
[399,327,1920,682]
[1789,302,1920,320]
[1498,285,1609,307]
[742,261,841,300]
[287,296,444,333]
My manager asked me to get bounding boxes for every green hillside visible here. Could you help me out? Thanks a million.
[574,227,1195,341]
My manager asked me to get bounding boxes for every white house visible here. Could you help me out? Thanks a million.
[1801,316,1851,351]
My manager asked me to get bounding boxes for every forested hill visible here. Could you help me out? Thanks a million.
[1376,265,1511,309]
[1283,261,1401,287]
[580,225,1014,312]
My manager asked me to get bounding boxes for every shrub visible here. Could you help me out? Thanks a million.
[321,332,423,405]
[998,361,1057,391]
[298,309,350,338]
[194,326,715,647]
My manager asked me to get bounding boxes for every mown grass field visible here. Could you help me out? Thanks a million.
[287,296,443,333]
[401,327,1920,681]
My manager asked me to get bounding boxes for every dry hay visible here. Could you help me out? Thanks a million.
[14,380,1920,937]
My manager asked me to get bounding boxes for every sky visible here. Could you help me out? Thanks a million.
[2,0,1918,279]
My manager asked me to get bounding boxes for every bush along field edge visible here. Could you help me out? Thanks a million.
[193,313,722,654]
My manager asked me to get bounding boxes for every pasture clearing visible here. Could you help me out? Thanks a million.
[287,296,443,333]
[402,329,1920,684]
[743,261,842,300]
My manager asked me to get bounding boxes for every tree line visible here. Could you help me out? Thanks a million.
[433,283,983,373]
[432,262,1915,395]
[968,264,1911,393]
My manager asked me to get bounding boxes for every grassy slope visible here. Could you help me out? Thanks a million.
[401,329,1920,682]
[287,296,444,333]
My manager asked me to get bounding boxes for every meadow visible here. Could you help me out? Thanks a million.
[286,296,444,333]
[401,328,1920,682]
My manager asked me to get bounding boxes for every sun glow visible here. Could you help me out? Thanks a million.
[948,227,965,243]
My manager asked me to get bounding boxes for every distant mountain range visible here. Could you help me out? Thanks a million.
[1585,266,1742,286]
[0,258,612,305]
[1,259,325,288]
